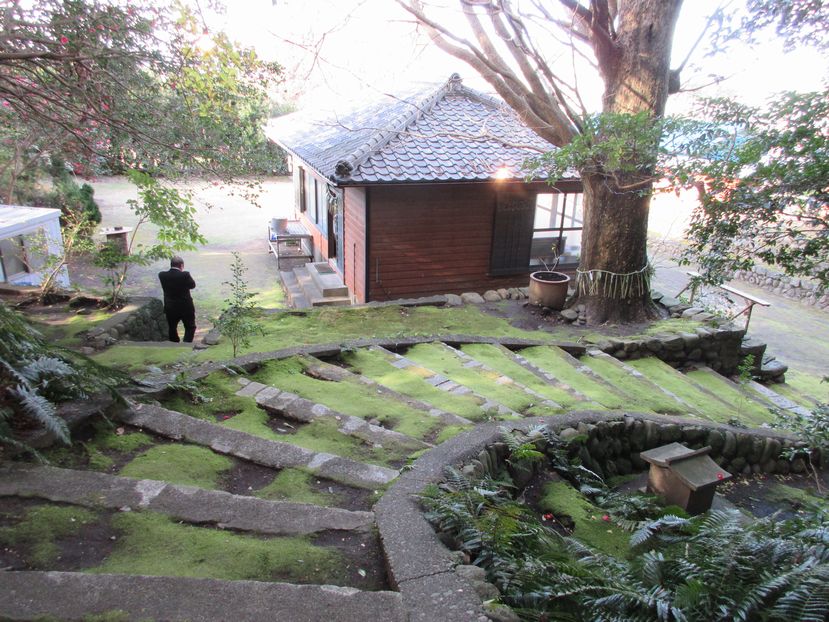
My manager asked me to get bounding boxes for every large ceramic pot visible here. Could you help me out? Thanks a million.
[528,271,570,309]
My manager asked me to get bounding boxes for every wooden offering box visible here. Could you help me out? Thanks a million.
[640,443,732,515]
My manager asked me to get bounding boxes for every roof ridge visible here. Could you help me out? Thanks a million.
[333,74,459,182]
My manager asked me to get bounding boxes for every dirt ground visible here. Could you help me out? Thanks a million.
[68,176,295,340]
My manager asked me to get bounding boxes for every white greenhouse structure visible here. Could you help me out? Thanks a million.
[0,205,69,289]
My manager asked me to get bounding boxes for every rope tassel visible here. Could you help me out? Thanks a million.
[575,264,651,300]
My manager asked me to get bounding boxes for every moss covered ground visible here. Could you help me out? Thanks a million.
[517,346,630,410]
[580,355,692,415]
[92,511,343,583]
[118,444,234,490]
[402,343,557,417]
[685,369,775,424]
[539,481,630,558]
[254,469,341,506]
[252,357,443,441]
[340,348,491,421]
[627,357,737,421]
[459,344,596,410]
[0,504,98,567]
[162,370,409,469]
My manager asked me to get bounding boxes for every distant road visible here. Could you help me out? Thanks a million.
[652,260,828,380]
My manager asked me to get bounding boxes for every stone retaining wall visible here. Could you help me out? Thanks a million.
[734,266,828,311]
[85,297,166,348]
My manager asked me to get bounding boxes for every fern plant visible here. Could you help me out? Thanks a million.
[0,302,124,454]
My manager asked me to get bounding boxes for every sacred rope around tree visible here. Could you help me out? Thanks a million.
[575,264,652,300]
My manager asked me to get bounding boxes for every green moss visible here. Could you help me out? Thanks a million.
[84,444,115,471]
[342,348,491,421]
[685,369,775,425]
[0,504,98,567]
[767,483,829,510]
[460,344,598,410]
[627,357,735,421]
[252,357,442,441]
[781,370,828,406]
[119,444,233,489]
[255,469,338,506]
[518,346,630,410]
[581,355,690,415]
[92,511,342,583]
[539,481,630,558]
[95,430,155,453]
[403,343,561,416]
[434,425,469,444]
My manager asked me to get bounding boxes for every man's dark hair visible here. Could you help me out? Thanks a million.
[170,256,184,268]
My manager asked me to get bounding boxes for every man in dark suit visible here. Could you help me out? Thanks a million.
[158,256,196,342]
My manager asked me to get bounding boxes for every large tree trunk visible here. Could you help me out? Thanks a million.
[572,0,683,323]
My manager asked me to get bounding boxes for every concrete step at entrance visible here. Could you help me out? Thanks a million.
[302,357,472,427]
[236,378,430,453]
[0,465,375,536]
[459,343,600,410]
[517,346,634,410]
[294,265,351,307]
[307,262,350,297]
[402,342,561,417]
[0,572,405,622]
[365,345,521,420]
[280,269,311,309]
[626,357,741,422]
[117,403,398,489]
[582,350,698,416]
[684,366,776,425]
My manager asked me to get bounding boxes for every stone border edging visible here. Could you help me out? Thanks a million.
[376,410,803,622]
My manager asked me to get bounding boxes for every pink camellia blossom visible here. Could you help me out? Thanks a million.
[542,513,553,521]
[602,514,611,522]
[2,101,9,107]
[102,103,109,111]
[717,472,724,480]
[60,35,69,45]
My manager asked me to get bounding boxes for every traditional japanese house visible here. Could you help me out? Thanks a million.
[266,74,583,304]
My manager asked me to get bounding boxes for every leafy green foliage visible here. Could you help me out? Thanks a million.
[214,252,263,357]
[92,170,205,306]
[0,302,124,453]
[776,397,829,492]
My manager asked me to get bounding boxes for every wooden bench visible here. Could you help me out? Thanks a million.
[268,218,313,269]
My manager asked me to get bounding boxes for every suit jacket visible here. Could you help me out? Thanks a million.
[158,268,196,315]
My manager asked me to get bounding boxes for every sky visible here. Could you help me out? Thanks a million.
[203,0,825,114]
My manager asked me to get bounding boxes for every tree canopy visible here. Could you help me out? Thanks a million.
[0,0,283,203]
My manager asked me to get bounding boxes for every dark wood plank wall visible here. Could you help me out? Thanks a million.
[343,186,367,302]
[365,182,531,301]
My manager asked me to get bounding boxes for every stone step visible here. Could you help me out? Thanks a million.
[0,465,374,536]
[117,403,398,489]
[237,379,430,453]
[306,261,350,298]
[403,342,560,416]
[295,266,351,307]
[517,345,633,410]
[280,269,311,309]
[460,343,600,410]
[582,349,698,416]
[746,380,812,417]
[302,357,472,427]
[366,345,518,420]
[684,366,776,425]
[0,572,405,622]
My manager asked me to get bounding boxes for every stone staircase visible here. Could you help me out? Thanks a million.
[280,262,351,309]
[0,337,816,621]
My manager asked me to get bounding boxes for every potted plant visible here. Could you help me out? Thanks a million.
[528,250,570,309]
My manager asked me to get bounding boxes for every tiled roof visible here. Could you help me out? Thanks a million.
[266,74,570,185]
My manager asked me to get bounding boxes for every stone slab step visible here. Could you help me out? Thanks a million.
[583,349,698,415]
[280,269,311,309]
[302,357,472,427]
[0,465,374,536]
[370,345,521,418]
[295,266,350,307]
[684,366,776,424]
[0,572,405,622]
[117,403,398,489]
[306,261,350,298]
[747,380,812,417]
[237,380,429,452]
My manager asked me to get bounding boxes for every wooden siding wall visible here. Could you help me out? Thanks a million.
[344,186,367,302]
[295,164,332,265]
[366,183,539,301]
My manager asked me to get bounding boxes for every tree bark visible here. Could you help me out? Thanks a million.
[572,0,682,323]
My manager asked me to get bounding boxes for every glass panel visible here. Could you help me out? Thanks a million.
[531,192,584,267]
[0,236,28,276]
